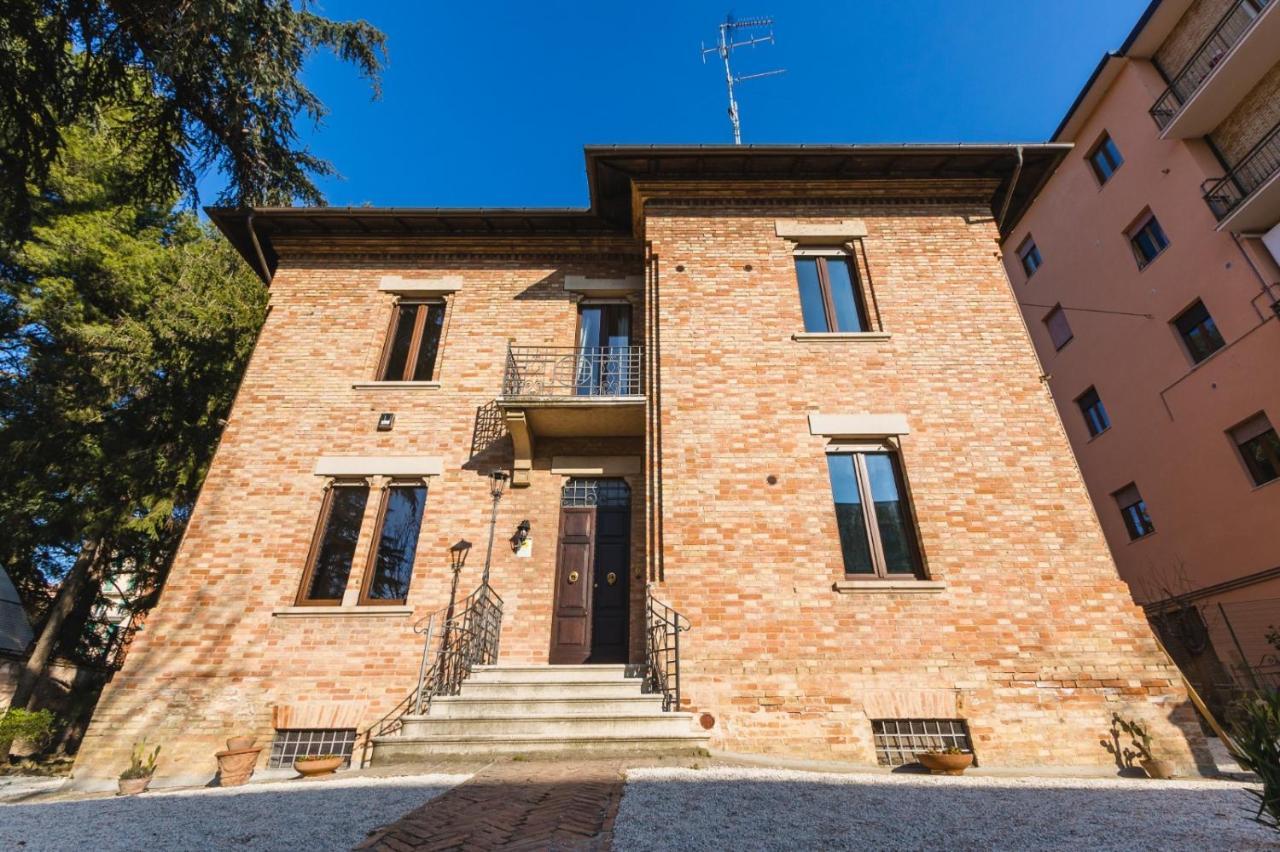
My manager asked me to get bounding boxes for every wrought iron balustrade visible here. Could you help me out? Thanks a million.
[643,590,689,712]
[1203,119,1280,220]
[1150,0,1270,129]
[503,345,643,398]
[356,582,502,765]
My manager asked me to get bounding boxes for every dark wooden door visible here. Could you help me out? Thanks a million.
[550,507,594,664]
[589,506,630,663]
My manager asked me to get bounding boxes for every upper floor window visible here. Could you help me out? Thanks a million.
[379,300,445,382]
[298,482,370,604]
[825,449,923,578]
[795,254,869,333]
[1113,483,1154,540]
[1230,413,1280,487]
[1076,386,1111,437]
[1044,304,1073,350]
[1088,133,1124,184]
[1018,237,1043,279]
[1127,212,1169,269]
[1172,300,1225,364]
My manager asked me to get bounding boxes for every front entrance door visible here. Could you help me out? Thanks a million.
[550,479,631,664]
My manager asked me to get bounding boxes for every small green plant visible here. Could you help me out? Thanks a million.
[119,742,161,781]
[1231,690,1280,833]
[0,709,57,751]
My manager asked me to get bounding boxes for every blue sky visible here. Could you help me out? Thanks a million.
[213,0,1150,208]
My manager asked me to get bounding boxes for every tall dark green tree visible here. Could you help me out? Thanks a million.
[1,0,385,241]
[1,114,270,710]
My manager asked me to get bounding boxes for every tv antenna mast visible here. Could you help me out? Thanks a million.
[701,15,785,145]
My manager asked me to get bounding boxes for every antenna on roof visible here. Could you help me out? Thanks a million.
[701,14,785,145]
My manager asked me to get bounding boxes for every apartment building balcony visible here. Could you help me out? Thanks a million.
[498,345,645,485]
[1150,0,1277,139]
[1204,119,1280,231]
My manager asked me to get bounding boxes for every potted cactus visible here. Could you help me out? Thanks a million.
[1114,715,1176,779]
[118,742,161,795]
[916,746,974,775]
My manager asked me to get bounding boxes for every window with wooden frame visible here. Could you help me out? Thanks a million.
[359,481,429,605]
[378,299,446,382]
[1127,211,1169,269]
[1087,132,1124,184]
[1113,482,1154,540]
[824,445,924,578]
[1018,237,1043,279]
[794,251,871,333]
[1044,304,1073,350]
[1230,413,1280,487]
[1171,299,1225,364]
[296,481,370,605]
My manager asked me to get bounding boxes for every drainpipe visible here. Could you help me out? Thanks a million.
[246,212,273,285]
[997,146,1025,232]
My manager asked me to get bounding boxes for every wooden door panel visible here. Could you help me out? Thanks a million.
[550,507,594,664]
[589,507,630,663]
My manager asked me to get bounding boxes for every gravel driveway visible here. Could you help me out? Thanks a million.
[0,772,468,852]
[614,767,1276,851]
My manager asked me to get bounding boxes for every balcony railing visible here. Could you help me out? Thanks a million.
[1150,0,1270,129]
[502,345,643,398]
[1203,119,1280,220]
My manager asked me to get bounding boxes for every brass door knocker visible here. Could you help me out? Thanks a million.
[567,571,579,584]
[606,572,618,586]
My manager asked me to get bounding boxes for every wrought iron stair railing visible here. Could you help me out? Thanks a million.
[1203,119,1280,221]
[1150,0,1270,129]
[644,589,689,712]
[356,582,503,766]
[503,345,644,398]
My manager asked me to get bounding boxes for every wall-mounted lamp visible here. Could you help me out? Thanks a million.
[510,519,531,552]
[377,412,395,431]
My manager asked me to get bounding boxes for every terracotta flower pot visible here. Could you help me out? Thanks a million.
[293,755,343,779]
[917,752,974,775]
[1141,758,1177,780]
[117,776,152,796]
[226,735,256,751]
[216,746,263,787]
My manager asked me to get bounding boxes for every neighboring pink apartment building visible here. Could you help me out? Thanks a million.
[1002,0,1280,703]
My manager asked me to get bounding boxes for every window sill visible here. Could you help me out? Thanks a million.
[1125,531,1157,545]
[792,332,891,342]
[271,606,414,618]
[832,580,946,594]
[1085,426,1112,444]
[351,381,441,390]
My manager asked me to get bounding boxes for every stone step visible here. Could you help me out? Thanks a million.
[399,712,695,739]
[427,695,665,718]
[459,679,644,700]
[371,731,709,762]
[467,664,631,684]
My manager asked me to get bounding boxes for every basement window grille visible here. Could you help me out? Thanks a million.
[267,728,357,769]
[871,719,974,767]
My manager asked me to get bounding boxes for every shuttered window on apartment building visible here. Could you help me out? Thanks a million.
[1076,386,1111,437]
[1088,133,1124,184]
[1113,483,1155,540]
[1172,299,1225,364]
[1231,413,1280,487]
[1044,305,1073,350]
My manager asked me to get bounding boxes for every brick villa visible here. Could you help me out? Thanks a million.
[71,145,1210,787]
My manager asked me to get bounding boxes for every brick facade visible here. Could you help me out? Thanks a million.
[1153,0,1234,79]
[1212,61,1280,164]
[72,150,1208,786]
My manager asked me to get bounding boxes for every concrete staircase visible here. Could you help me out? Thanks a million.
[370,664,709,763]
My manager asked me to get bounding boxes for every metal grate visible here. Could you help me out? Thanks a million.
[267,728,357,769]
[871,719,974,767]
[561,478,631,508]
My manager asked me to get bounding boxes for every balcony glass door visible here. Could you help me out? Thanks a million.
[576,303,632,395]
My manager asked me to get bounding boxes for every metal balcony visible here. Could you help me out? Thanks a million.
[502,345,643,399]
[1203,119,1280,230]
[1150,0,1272,132]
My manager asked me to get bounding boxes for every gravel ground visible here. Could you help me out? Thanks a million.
[614,766,1277,851]
[0,772,468,852]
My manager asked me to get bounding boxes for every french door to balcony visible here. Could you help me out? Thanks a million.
[576,303,632,396]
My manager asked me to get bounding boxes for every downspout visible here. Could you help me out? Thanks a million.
[246,212,273,285]
[997,145,1025,232]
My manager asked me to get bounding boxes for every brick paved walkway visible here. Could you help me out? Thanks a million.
[355,760,625,851]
